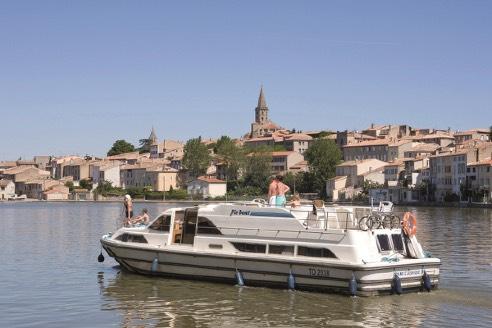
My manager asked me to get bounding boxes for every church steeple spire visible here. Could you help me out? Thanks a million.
[255,86,269,124]
[148,127,158,145]
[257,85,267,108]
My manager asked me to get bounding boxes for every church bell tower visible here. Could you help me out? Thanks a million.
[255,86,269,125]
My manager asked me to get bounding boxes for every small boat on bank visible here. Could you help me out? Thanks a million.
[100,202,440,296]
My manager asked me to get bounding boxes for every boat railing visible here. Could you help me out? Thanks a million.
[287,207,405,231]
[197,225,346,240]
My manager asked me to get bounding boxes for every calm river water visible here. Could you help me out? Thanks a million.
[0,202,491,327]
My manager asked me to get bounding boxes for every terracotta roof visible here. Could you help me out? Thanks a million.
[16,160,36,165]
[2,166,34,175]
[262,122,281,130]
[197,176,225,183]
[412,133,454,140]
[358,166,385,176]
[384,159,406,167]
[454,128,490,136]
[244,136,275,143]
[336,159,388,167]
[120,163,157,170]
[284,133,313,141]
[0,161,17,168]
[106,151,141,160]
[408,143,440,152]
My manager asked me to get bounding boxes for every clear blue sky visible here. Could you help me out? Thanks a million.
[1,1,491,160]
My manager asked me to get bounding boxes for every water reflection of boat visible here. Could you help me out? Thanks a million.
[99,270,427,328]
[100,202,440,296]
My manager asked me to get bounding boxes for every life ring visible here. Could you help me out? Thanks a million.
[402,212,417,236]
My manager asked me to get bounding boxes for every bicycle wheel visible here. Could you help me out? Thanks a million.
[390,215,401,229]
[358,216,369,231]
[366,215,379,230]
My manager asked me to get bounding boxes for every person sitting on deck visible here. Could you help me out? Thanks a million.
[130,208,150,226]
[287,194,301,208]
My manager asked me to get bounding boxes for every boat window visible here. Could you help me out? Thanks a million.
[269,245,294,255]
[209,244,223,249]
[297,246,337,258]
[376,234,391,252]
[115,233,148,244]
[197,216,222,235]
[231,242,266,253]
[391,234,405,252]
[148,215,171,232]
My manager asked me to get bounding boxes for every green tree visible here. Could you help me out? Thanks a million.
[283,171,308,194]
[107,140,135,156]
[242,147,272,193]
[138,138,152,154]
[215,136,244,181]
[489,125,492,141]
[304,139,342,197]
[79,179,93,190]
[183,137,211,179]
[95,180,113,195]
[64,181,74,192]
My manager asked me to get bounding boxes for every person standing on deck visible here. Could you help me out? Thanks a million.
[275,175,290,207]
[123,194,133,226]
[268,176,279,206]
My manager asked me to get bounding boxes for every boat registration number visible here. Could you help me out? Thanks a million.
[395,269,423,278]
[308,268,330,278]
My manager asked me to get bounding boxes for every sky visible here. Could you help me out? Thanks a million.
[1,1,491,160]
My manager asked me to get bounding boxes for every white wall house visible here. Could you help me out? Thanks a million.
[187,176,227,199]
[0,179,15,200]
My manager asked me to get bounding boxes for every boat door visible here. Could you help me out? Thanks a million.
[181,207,199,245]
[170,209,184,244]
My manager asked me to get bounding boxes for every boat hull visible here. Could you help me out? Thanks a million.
[101,239,440,296]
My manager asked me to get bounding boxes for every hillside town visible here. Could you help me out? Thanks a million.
[1,87,491,204]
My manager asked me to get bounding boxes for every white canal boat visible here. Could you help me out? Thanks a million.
[100,202,440,296]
